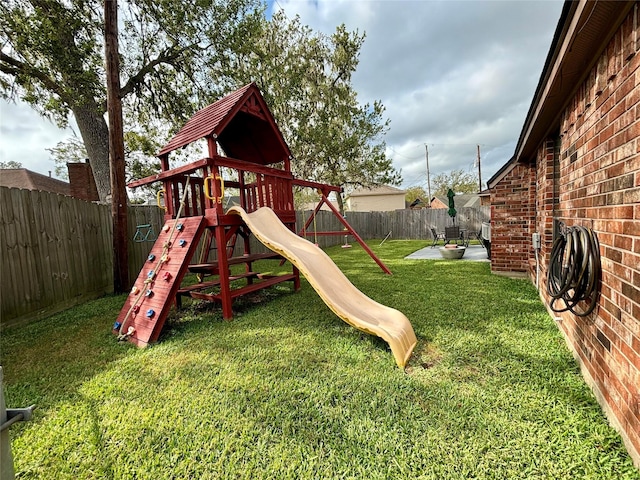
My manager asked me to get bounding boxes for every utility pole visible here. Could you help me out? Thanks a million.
[425,144,432,203]
[476,144,482,192]
[105,0,129,293]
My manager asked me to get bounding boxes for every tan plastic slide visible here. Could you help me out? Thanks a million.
[228,206,417,368]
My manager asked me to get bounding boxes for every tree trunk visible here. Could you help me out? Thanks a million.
[72,103,111,202]
[335,191,345,215]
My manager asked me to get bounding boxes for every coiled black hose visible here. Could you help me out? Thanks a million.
[546,225,601,317]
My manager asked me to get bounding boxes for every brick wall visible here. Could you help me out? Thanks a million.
[534,7,640,466]
[489,161,536,275]
[67,161,99,202]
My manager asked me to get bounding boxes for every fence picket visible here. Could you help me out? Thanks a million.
[0,188,19,317]
[13,189,36,318]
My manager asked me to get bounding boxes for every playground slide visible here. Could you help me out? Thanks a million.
[228,206,417,368]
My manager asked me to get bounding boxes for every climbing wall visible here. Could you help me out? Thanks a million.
[113,216,205,347]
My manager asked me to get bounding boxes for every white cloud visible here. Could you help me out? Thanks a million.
[276,0,564,189]
[0,100,75,178]
[1,0,565,189]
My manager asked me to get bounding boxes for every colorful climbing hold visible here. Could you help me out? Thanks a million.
[113,321,121,330]
[145,289,154,297]
[148,254,156,262]
[176,223,184,231]
[132,305,140,313]
[131,286,138,295]
[162,271,172,281]
[179,239,187,247]
[146,309,155,318]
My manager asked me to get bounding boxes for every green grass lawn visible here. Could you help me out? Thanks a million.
[2,240,638,479]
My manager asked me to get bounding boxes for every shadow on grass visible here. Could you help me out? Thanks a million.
[0,294,137,407]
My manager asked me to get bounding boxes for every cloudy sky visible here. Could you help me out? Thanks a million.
[0,0,564,190]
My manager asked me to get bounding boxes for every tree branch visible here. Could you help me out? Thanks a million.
[119,42,199,100]
[0,51,70,103]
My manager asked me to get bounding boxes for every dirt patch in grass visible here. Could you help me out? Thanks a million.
[405,341,443,374]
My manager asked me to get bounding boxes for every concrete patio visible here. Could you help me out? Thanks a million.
[404,244,490,262]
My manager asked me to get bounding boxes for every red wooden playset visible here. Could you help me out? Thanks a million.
[113,83,390,347]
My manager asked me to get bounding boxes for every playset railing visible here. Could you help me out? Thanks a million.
[128,156,295,220]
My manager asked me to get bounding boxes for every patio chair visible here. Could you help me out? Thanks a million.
[430,227,445,247]
[444,226,463,246]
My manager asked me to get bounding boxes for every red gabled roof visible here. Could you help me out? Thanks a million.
[158,82,292,165]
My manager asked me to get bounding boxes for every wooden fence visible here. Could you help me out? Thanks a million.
[0,187,488,326]
[320,207,489,244]
[0,187,164,327]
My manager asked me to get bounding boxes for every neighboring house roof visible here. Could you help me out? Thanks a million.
[408,198,425,208]
[0,169,70,196]
[347,185,406,197]
[158,82,292,165]
[489,0,635,188]
[430,193,480,208]
[454,194,481,208]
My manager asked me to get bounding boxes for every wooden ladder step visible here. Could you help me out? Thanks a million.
[176,273,261,309]
[189,274,297,303]
[178,273,260,295]
[188,252,284,274]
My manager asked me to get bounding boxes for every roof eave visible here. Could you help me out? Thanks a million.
[514,0,635,164]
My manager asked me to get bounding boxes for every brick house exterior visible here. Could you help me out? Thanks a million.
[488,1,639,465]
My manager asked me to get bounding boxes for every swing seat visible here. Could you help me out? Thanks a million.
[133,224,157,242]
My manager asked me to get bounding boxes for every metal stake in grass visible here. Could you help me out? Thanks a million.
[379,231,392,246]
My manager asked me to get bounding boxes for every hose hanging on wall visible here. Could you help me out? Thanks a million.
[546,225,601,317]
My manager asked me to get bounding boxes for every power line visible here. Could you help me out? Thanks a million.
[387,146,423,160]
[402,172,426,186]
[424,143,479,146]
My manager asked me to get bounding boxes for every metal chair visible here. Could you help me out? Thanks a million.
[430,227,445,247]
[444,226,463,246]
